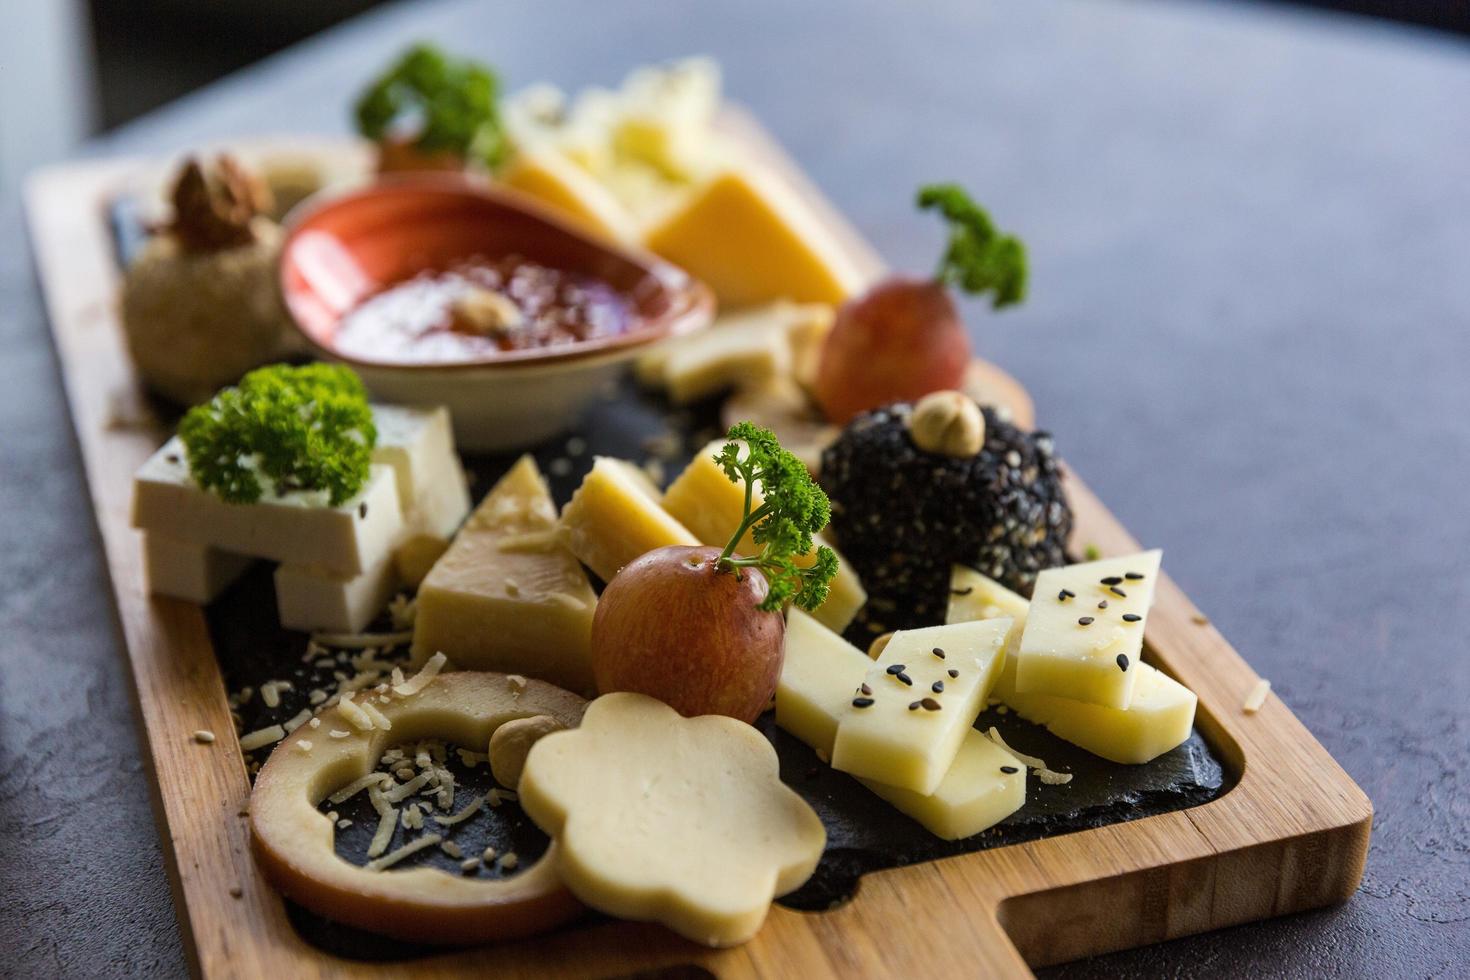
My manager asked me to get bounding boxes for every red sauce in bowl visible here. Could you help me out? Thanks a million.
[333,254,638,365]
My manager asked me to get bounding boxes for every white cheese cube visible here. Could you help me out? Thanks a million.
[831,619,1010,795]
[858,730,1026,840]
[141,533,254,604]
[371,404,471,538]
[275,553,400,634]
[131,439,403,576]
[1014,550,1162,709]
[775,609,871,758]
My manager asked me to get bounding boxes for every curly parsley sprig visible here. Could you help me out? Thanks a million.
[178,364,376,507]
[354,43,509,170]
[713,422,839,613]
[918,183,1028,309]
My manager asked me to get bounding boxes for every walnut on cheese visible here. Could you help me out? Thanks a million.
[518,692,825,947]
[249,670,586,945]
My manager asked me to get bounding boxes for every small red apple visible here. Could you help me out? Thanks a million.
[813,275,971,425]
[591,545,786,724]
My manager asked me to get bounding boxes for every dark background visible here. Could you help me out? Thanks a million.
[81,0,1470,132]
[3,1,1468,978]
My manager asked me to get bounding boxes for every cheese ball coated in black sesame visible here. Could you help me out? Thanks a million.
[820,402,1072,643]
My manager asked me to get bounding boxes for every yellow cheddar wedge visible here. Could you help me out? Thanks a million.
[777,610,1025,838]
[947,566,1196,764]
[776,610,871,757]
[498,148,640,243]
[560,457,699,583]
[411,456,599,694]
[831,619,1010,795]
[1014,551,1163,709]
[857,730,1026,840]
[663,440,866,632]
[643,163,868,307]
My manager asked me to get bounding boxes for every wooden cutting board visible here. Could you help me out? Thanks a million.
[23,110,1370,978]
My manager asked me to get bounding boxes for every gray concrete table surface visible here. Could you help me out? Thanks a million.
[4,0,1468,976]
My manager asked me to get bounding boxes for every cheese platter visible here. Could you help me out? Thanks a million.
[25,47,1370,978]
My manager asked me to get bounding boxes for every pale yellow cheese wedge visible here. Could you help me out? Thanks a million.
[611,57,722,181]
[662,440,866,632]
[520,692,825,947]
[1014,550,1163,709]
[498,148,640,243]
[411,456,598,694]
[559,457,699,583]
[991,654,1196,765]
[777,610,1024,838]
[776,609,871,757]
[947,566,1196,764]
[857,729,1026,840]
[643,163,868,307]
[635,301,833,392]
[831,619,1010,795]
[662,319,791,404]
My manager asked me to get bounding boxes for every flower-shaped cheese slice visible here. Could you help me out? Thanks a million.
[519,692,826,947]
[250,670,586,945]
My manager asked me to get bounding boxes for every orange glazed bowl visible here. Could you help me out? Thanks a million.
[280,175,712,451]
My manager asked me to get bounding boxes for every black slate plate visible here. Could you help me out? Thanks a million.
[114,198,1226,958]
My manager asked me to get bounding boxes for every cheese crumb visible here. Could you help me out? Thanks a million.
[311,630,415,649]
[336,818,353,829]
[500,852,519,870]
[460,857,481,873]
[1243,679,1271,714]
[482,846,497,862]
[440,840,463,859]
[360,700,393,732]
[434,793,486,827]
[239,724,287,752]
[1038,769,1073,785]
[338,694,374,732]
[294,740,314,753]
[192,730,216,744]
[366,833,442,872]
[259,680,293,708]
[983,727,1047,771]
[393,652,447,697]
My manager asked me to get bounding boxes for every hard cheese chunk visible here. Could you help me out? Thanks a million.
[777,611,1024,837]
[560,457,699,583]
[412,456,599,694]
[132,440,403,576]
[1014,550,1162,709]
[948,565,1196,764]
[992,654,1196,765]
[775,610,871,757]
[662,440,866,633]
[831,619,1010,795]
[643,163,868,307]
[498,147,640,243]
[372,404,471,539]
[142,533,254,604]
[857,730,1026,841]
[635,302,833,400]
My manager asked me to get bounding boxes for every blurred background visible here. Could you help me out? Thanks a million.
[2,0,1467,197]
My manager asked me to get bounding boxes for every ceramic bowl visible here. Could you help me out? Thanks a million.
[279,175,713,451]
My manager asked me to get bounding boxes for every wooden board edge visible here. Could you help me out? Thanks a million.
[22,124,1372,979]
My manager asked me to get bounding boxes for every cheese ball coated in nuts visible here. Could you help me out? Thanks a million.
[490,715,567,788]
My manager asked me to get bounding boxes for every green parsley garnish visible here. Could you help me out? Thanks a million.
[178,364,376,507]
[713,422,839,613]
[354,43,509,170]
[917,183,1028,309]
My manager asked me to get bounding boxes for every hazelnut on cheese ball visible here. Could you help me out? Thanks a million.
[820,391,1072,643]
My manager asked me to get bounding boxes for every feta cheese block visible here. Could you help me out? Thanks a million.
[1013,550,1163,709]
[371,404,471,539]
[411,456,599,694]
[141,533,255,604]
[662,440,866,633]
[559,457,699,583]
[991,653,1196,765]
[132,440,403,576]
[275,551,399,634]
[830,618,1010,795]
[643,162,869,307]
[857,729,1027,840]
[498,148,640,243]
[775,609,871,757]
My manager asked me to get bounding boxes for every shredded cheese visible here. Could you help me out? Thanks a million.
[434,793,486,827]
[393,652,447,697]
[327,772,390,805]
[440,840,463,859]
[311,630,414,649]
[282,708,313,734]
[360,701,393,732]
[338,694,374,731]
[366,801,399,859]
[1243,678,1271,714]
[984,727,1047,770]
[366,833,442,872]
[383,772,433,803]
[239,724,287,752]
